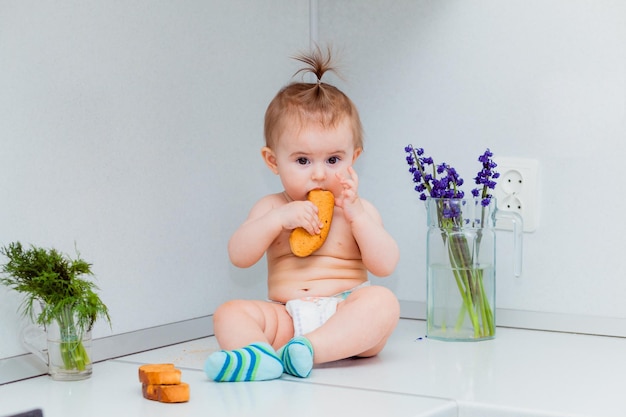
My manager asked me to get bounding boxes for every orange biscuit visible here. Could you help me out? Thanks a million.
[138,363,181,385]
[142,383,190,403]
[289,190,334,257]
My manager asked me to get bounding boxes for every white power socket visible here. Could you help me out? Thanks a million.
[493,157,539,232]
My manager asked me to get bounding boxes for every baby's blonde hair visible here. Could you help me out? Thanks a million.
[264,46,364,150]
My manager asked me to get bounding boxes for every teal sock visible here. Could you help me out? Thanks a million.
[278,336,314,378]
[204,342,283,382]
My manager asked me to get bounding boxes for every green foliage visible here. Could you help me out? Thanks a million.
[0,242,111,332]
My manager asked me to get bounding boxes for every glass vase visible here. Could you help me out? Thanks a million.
[22,305,93,381]
[425,197,522,341]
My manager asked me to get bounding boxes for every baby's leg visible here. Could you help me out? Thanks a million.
[205,300,294,382]
[213,299,294,349]
[305,285,400,364]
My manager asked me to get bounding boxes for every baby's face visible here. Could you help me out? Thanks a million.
[271,117,360,201]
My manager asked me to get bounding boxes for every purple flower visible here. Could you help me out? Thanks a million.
[472,148,499,205]
[404,144,438,201]
[403,145,499,222]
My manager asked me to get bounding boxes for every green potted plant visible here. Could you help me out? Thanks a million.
[0,242,110,380]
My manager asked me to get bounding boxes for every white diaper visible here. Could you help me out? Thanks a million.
[285,281,370,337]
[286,297,339,337]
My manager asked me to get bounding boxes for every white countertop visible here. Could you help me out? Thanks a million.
[1,319,624,417]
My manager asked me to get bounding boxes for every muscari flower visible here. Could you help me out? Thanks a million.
[404,145,499,211]
[471,148,500,207]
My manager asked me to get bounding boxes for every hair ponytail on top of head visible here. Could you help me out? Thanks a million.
[264,45,363,150]
[292,45,337,85]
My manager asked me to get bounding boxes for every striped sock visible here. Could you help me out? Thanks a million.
[278,336,314,378]
[204,342,283,382]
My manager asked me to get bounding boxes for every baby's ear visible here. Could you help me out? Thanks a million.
[261,146,279,174]
[352,147,363,162]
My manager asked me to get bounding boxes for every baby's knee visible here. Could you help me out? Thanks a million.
[378,287,400,323]
[350,286,400,328]
[213,299,252,322]
[360,286,399,312]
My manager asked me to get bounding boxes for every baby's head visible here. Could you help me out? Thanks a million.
[264,47,363,152]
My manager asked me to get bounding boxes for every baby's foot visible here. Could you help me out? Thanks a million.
[278,336,314,378]
[204,342,283,382]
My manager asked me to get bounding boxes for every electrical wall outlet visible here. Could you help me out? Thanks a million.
[493,157,540,232]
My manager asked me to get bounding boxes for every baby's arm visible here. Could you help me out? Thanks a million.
[228,194,322,268]
[351,202,399,276]
[336,167,400,277]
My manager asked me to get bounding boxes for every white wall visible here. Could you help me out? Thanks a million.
[318,1,626,333]
[0,0,310,359]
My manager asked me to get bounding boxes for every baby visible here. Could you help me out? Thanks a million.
[205,47,400,382]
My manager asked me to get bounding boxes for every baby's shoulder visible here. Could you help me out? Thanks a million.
[256,192,287,207]
[247,192,287,217]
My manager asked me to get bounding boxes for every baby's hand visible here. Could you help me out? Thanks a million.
[278,200,322,236]
[335,166,366,223]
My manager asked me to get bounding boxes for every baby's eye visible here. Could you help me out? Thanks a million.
[296,157,309,165]
[327,156,341,165]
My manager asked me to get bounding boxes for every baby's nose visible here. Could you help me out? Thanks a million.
[311,163,326,180]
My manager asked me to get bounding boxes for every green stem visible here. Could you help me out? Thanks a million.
[454,295,467,329]
[475,203,495,336]
[446,231,494,338]
[448,233,481,337]
[478,271,495,335]
[433,199,494,339]
[56,306,90,371]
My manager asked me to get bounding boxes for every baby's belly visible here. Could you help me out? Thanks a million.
[267,255,368,303]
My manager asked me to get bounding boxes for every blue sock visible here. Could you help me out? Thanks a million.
[278,336,314,378]
[204,342,283,382]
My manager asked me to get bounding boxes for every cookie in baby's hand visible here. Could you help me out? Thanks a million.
[289,190,334,257]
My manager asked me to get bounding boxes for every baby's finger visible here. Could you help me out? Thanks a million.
[337,173,356,193]
[303,202,321,234]
[347,166,359,188]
